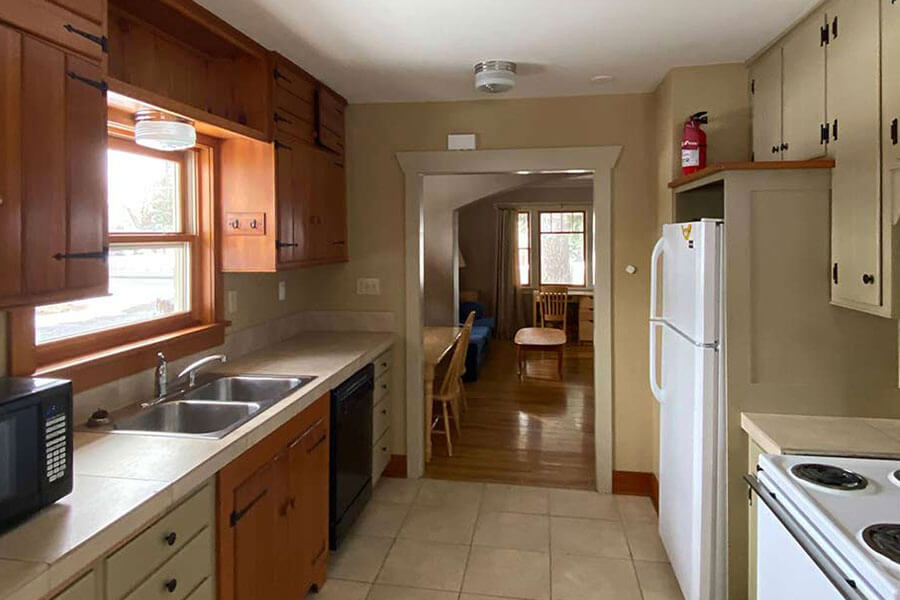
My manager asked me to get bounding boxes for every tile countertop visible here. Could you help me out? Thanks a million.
[741,412,900,458]
[0,331,394,600]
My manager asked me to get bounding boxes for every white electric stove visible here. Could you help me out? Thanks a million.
[749,454,900,600]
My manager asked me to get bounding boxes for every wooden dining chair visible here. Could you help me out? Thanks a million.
[539,285,569,331]
[431,312,475,456]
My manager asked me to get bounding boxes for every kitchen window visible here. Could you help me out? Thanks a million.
[10,124,222,389]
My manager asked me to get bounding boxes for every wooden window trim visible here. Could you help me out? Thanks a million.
[8,126,224,393]
[517,211,531,287]
[538,210,588,287]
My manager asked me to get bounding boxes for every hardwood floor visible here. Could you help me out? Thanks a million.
[425,339,595,490]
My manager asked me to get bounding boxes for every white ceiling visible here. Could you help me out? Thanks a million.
[196,0,820,104]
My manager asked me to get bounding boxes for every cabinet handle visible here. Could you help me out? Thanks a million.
[780,142,789,152]
[833,262,839,285]
[164,532,177,546]
[862,273,876,285]
[771,145,779,154]
[250,219,259,229]
[308,433,327,453]
[891,119,898,146]
[275,240,299,249]
[230,488,268,527]
[832,16,838,39]
[63,24,108,53]
[53,247,108,261]
[164,579,177,593]
[66,71,108,95]
[832,119,838,141]
[229,219,240,229]
[331,240,345,245]
[273,68,293,84]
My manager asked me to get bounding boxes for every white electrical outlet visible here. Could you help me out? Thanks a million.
[278,280,286,301]
[227,290,238,315]
[356,278,381,296]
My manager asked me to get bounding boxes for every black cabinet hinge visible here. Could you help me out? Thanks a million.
[275,240,299,249]
[820,24,830,46]
[832,16,838,39]
[833,262,839,285]
[63,24,108,53]
[832,118,839,141]
[53,246,109,261]
[820,123,829,144]
[273,68,292,84]
[66,71,108,95]
[751,79,755,95]
[891,118,898,145]
[230,489,267,527]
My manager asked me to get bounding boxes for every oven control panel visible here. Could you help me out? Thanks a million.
[44,404,68,483]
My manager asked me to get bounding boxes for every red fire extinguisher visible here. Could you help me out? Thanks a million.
[681,111,708,176]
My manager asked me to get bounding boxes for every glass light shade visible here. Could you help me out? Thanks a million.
[134,119,196,151]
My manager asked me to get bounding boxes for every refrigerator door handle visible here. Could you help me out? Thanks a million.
[650,237,665,319]
[649,321,665,403]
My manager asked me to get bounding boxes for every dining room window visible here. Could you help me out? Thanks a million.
[538,211,586,286]
[517,211,531,286]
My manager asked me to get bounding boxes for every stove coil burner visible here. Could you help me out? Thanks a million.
[863,524,900,565]
[790,463,868,491]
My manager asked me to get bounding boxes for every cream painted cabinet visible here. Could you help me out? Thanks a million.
[782,9,827,161]
[827,0,883,312]
[882,0,900,318]
[750,47,782,161]
[53,571,98,600]
[372,347,394,485]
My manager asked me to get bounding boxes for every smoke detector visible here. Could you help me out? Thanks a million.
[474,60,517,94]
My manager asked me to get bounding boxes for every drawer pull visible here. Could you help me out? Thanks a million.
[308,433,327,453]
[165,579,177,593]
[164,532,177,546]
[230,488,268,527]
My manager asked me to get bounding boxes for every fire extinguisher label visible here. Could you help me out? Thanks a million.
[682,149,700,167]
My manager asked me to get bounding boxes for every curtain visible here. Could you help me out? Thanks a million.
[494,208,528,339]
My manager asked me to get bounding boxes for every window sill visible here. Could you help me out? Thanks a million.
[35,322,227,393]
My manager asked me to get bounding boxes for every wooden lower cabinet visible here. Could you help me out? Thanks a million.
[217,394,330,600]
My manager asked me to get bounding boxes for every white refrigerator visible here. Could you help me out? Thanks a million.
[649,220,727,600]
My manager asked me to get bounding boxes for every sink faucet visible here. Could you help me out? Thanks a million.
[155,352,168,398]
[178,354,227,387]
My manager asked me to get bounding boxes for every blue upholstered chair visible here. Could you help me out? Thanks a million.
[459,301,494,382]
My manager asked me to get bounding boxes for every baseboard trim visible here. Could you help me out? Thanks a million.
[612,470,659,512]
[383,454,407,478]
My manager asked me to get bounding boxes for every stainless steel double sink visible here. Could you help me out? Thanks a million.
[110,375,314,439]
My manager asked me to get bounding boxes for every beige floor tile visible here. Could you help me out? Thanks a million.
[616,495,657,523]
[481,484,550,514]
[416,479,484,508]
[634,560,685,600]
[373,478,422,504]
[472,511,549,552]
[367,584,458,600]
[551,554,642,600]
[311,578,371,600]
[329,535,394,582]
[624,521,669,562]
[377,539,470,591]
[550,516,629,558]
[354,501,411,537]
[549,489,619,520]
[399,503,479,544]
[462,546,550,600]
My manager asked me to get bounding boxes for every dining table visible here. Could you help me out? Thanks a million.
[422,325,462,462]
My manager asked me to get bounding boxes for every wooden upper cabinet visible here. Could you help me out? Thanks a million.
[0,24,108,308]
[781,8,826,161]
[0,0,107,62]
[316,85,346,155]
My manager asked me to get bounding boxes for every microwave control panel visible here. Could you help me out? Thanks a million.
[44,403,68,483]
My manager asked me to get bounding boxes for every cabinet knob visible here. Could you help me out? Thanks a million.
[164,579,177,593]
[862,274,876,285]
[249,219,258,229]
[229,219,240,229]
[164,532,177,546]
[781,142,789,151]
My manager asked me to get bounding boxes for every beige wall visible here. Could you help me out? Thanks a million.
[336,93,658,471]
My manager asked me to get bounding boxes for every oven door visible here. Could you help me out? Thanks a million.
[0,401,42,526]
[746,474,871,600]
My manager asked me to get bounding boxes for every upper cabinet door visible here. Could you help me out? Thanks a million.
[782,9,827,161]
[750,47,782,161]
[316,86,345,155]
[827,0,882,310]
[275,139,297,264]
[881,0,900,316]
[51,0,105,24]
[0,0,106,61]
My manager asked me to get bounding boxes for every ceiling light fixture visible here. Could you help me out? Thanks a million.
[474,60,517,94]
[134,110,196,151]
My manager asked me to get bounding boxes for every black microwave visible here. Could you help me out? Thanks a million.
[0,377,73,529]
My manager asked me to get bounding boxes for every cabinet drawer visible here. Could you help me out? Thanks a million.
[124,527,213,600]
[373,396,390,441]
[578,321,594,341]
[373,429,391,481]
[273,58,315,104]
[53,571,95,600]
[578,307,593,321]
[374,350,392,378]
[273,87,315,142]
[374,371,391,404]
[106,484,213,600]
[578,295,593,309]
[184,578,213,600]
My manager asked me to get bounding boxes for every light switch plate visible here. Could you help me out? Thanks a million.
[278,280,286,301]
[227,290,238,315]
[356,278,381,295]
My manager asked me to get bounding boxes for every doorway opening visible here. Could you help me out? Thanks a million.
[398,146,621,493]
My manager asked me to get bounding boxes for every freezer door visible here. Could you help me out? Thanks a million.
[657,323,720,600]
[658,221,720,344]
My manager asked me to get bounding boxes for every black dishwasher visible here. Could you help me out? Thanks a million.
[329,363,374,549]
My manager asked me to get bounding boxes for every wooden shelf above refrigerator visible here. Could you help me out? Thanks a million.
[668,160,835,189]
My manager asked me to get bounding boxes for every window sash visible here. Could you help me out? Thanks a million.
[538,210,587,287]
